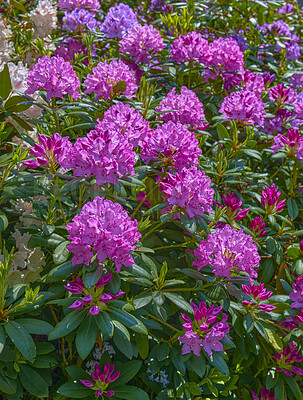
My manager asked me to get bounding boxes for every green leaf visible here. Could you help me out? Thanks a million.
[180,212,197,234]
[170,347,186,375]
[57,381,91,398]
[5,321,36,361]
[264,328,283,352]
[0,64,12,101]
[48,309,86,340]
[136,333,149,359]
[113,320,130,340]
[65,365,91,381]
[17,318,53,335]
[109,308,147,335]
[164,292,192,313]
[244,314,254,333]
[189,354,206,377]
[112,361,142,386]
[114,385,149,400]
[0,373,17,395]
[284,375,303,400]
[4,95,31,112]
[95,311,114,340]
[274,378,285,400]
[217,123,230,140]
[210,352,229,376]
[111,80,127,98]
[287,198,298,220]
[113,333,133,359]
[76,314,99,359]
[19,365,48,397]
[53,241,70,265]
[0,325,6,354]
[157,342,170,362]
[0,213,8,232]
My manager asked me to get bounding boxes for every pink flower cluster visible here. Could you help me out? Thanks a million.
[290,275,303,309]
[57,0,100,11]
[63,8,99,32]
[60,121,136,185]
[141,121,201,169]
[273,341,303,376]
[271,129,303,160]
[66,197,141,272]
[80,362,120,397]
[193,224,260,278]
[101,3,137,38]
[55,38,94,64]
[24,133,72,170]
[160,166,214,218]
[261,184,285,214]
[242,283,276,312]
[179,301,230,356]
[26,55,80,100]
[219,89,266,126]
[99,102,150,147]
[84,59,138,100]
[120,23,165,64]
[268,83,297,107]
[170,31,209,63]
[65,275,124,315]
[155,86,208,129]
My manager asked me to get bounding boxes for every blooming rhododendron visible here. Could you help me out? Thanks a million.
[66,197,141,272]
[57,0,100,12]
[141,121,201,169]
[120,23,165,64]
[160,166,213,218]
[170,31,209,63]
[179,301,230,356]
[290,275,303,309]
[84,59,138,100]
[271,129,303,160]
[273,341,303,376]
[242,283,276,312]
[26,55,81,100]
[101,3,137,38]
[193,224,260,278]
[261,184,286,214]
[155,86,208,129]
[63,9,99,32]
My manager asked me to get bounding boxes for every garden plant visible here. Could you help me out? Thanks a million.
[1,0,303,399]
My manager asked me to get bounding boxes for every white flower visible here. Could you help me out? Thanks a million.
[29,0,57,39]
[0,19,14,63]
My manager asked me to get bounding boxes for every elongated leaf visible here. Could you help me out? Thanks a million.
[19,365,48,397]
[164,292,193,313]
[170,347,186,375]
[210,352,229,376]
[76,314,99,359]
[57,381,91,398]
[17,318,53,335]
[0,325,6,354]
[48,309,86,340]
[114,385,149,400]
[287,198,298,220]
[109,308,147,334]
[0,213,8,232]
[95,311,114,340]
[0,64,12,100]
[113,333,133,359]
[0,373,17,395]
[112,361,142,386]
[5,321,36,360]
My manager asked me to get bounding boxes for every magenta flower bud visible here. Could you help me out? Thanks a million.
[100,293,113,303]
[263,71,275,85]
[273,341,303,376]
[23,159,40,168]
[297,310,303,324]
[69,299,84,310]
[109,291,125,300]
[107,391,115,397]
[80,380,94,387]
[299,240,303,252]
[249,217,267,237]
[89,305,100,315]
[261,184,285,214]
[235,208,249,220]
[95,390,103,396]
[258,304,276,312]
[95,273,112,288]
[222,193,242,213]
[64,277,85,294]
[268,83,297,107]
[291,366,303,375]
[82,294,93,304]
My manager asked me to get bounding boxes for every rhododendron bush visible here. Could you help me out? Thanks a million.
[1,0,303,399]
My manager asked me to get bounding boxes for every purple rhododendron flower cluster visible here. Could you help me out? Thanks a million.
[120,23,165,63]
[271,129,303,160]
[141,121,201,169]
[155,86,208,129]
[179,301,230,356]
[55,37,94,64]
[193,224,260,278]
[57,0,100,11]
[99,102,150,147]
[62,8,99,31]
[273,341,303,376]
[207,37,244,74]
[65,275,124,315]
[268,83,297,107]
[170,31,209,63]
[290,275,303,309]
[101,3,137,38]
[219,89,266,126]
[23,133,72,170]
[80,362,120,397]
[84,59,138,100]
[26,55,80,100]
[160,166,214,218]
[66,197,141,272]
[261,184,286,214]
[242,283,276,312]
[60,121,136,185]
[249,217,267,238]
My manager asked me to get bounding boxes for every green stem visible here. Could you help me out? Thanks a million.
[147,313,182,333]
[140,221,166,242]
[132,166,169,219]
[51,98,60,133]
